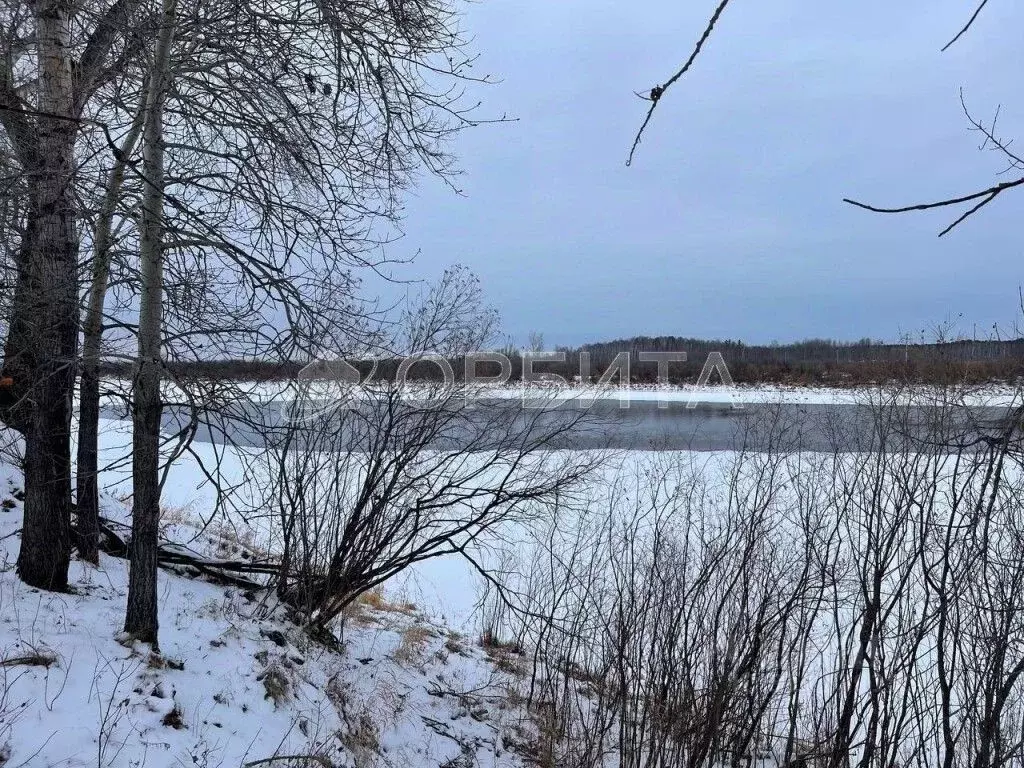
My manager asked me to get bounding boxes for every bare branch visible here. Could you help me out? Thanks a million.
[626,0,732,166]
[941,0,991,51]
[843,175,1024,237]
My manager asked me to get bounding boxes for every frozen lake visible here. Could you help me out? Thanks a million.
[104,397,1016,452]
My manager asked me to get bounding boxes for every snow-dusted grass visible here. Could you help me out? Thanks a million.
[0,454,540,767]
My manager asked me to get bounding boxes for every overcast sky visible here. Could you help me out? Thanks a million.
[388,0,1024,347]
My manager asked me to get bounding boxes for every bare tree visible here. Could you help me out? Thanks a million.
[0,0,151,589]
[122,0,175,647]
[70,0,495,579]
[0,0,492,595]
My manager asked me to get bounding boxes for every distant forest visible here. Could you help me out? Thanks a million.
[101,335,1024,386]
[569,335,1024,385]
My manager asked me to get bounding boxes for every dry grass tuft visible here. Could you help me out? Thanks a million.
[343,588,421,628]
[355,588,417,615]
[356,588,387,611]
[339,711,379,765]
[393,624,432,665]
[162,702,186,729]
[444,631,466,656]
[327,675,380,766]
[258,661,292,707]
[479,628,523,654]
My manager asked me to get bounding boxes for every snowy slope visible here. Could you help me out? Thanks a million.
[0,454,537,768]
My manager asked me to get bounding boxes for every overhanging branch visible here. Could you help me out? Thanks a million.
[843,175,1024,237]
[626,0,732,167]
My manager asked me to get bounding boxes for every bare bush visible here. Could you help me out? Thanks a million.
[499,381,1024,768]
[245,268,602,636]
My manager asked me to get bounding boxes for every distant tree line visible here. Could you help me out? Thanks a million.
[107,335,1024,386]
[573,335,1024,385]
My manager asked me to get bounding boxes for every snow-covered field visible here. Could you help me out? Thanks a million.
[86,417,743,634]
[99,376,1024,410]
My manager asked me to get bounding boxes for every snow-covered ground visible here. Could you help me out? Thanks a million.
[339,381,1017,407]
[0,447,542,767]
[84,374,1024,642]
[7,378,1013,766]
[99,376,1024,410]
[88,417,744,634]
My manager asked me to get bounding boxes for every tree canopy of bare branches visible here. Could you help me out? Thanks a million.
[0,0,490,604]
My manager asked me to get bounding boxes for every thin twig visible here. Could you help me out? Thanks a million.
[960,89,1024,170]
[0,652,57,668]
[244,755,331,767]
[941,0,990,51]
[626,0,733,166]
[935,191,999,236]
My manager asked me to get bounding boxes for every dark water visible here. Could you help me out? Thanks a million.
[104,398,1017,453]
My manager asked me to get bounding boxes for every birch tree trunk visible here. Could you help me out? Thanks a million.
[124,0,175,646]
[76,105,145,565]
[1,0,80,591]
